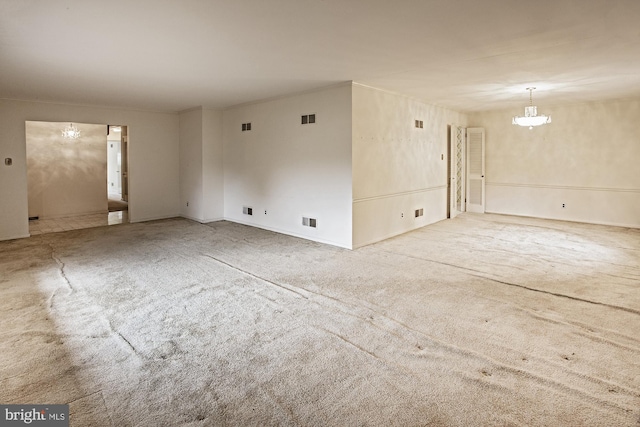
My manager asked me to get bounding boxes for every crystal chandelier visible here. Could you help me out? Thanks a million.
[512,87,551,129]
[62,123,81,140]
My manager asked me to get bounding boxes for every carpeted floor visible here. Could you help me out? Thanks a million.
[1,213,639,426]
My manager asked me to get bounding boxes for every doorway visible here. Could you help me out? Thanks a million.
[466,127,485,213]
[448,125,485,217]
[449,125,467,218]
[107,125,129,213]
[446,125,451,218]
[25,121,129,235]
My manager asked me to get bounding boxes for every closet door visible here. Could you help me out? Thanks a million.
[449,125,466,217]
[466,127,485,213]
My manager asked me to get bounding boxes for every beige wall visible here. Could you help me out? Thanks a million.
[223,84,353,248]
[179,108,224,223]
[468,97,640,227]
[352,84,467,247]
[202,109,224,222]
[0,99,180,241]
[179,108,204,221]
[5,88,636,246]
[27,121,107,219]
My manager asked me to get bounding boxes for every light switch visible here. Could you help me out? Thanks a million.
[4,158,12,166]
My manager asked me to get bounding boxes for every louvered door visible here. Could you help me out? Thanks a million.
[449,125,466,218]
[466,127,485,213]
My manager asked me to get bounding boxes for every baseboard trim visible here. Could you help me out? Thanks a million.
[130,214,181,223]
[222,217,352,250]
[1,233,31,241]
[485,210,640,229]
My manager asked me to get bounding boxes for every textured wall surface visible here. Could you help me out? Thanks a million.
[202,109,224,222]
[0,99,180,241]
[179,108,204,221]
[469,97,640,227]
[223,84,353,248]
[26,121,107,219]
[352,84,467,247]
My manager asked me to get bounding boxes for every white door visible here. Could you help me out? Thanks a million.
[449,125,466,218]
[121,127,129,202]
[466,127,485,213]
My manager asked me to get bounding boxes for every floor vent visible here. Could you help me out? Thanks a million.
[243,206,253,215]
[302,217,317,228]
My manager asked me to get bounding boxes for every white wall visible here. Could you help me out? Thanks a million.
[0,99,180,241]
[179,108,204,221]
[468,97,640,228]
[352,84,467,248]
[223,84,353,248]
[26,121,107,219]
[202,109,224,222]
[179,108,224,223]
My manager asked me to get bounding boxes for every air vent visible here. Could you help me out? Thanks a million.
[302,217,317,228]
[415,208,424,218]
[242,122,252,131]
[243,206,253,215]
[415,120,423,129]
[301,114,316,125]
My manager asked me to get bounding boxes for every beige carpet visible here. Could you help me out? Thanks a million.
[1,214,639,426]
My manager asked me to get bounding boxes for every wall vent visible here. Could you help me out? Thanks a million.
[302,217,317,228]
[415,120,424,129]
[242,122,252,131]
[243,206,253,215]
[415,208,424,218]
[301,114,316,125]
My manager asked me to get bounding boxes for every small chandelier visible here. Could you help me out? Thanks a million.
[62,123,81,140]
[512,87,551,129]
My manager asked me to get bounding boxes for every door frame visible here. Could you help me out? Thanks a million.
[120,126,129,203]
[466,127,485,213]
[449,125,466,218]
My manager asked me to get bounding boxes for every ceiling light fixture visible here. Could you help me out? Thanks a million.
[62,123,81,140]
[512,87,551,129]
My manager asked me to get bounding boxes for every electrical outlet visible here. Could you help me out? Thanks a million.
[401,212,404,218]
[186,202,189,207]
[264,210,267,215]
[562,203,565,208]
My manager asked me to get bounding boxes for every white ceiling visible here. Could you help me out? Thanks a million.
[2,0,640,113]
